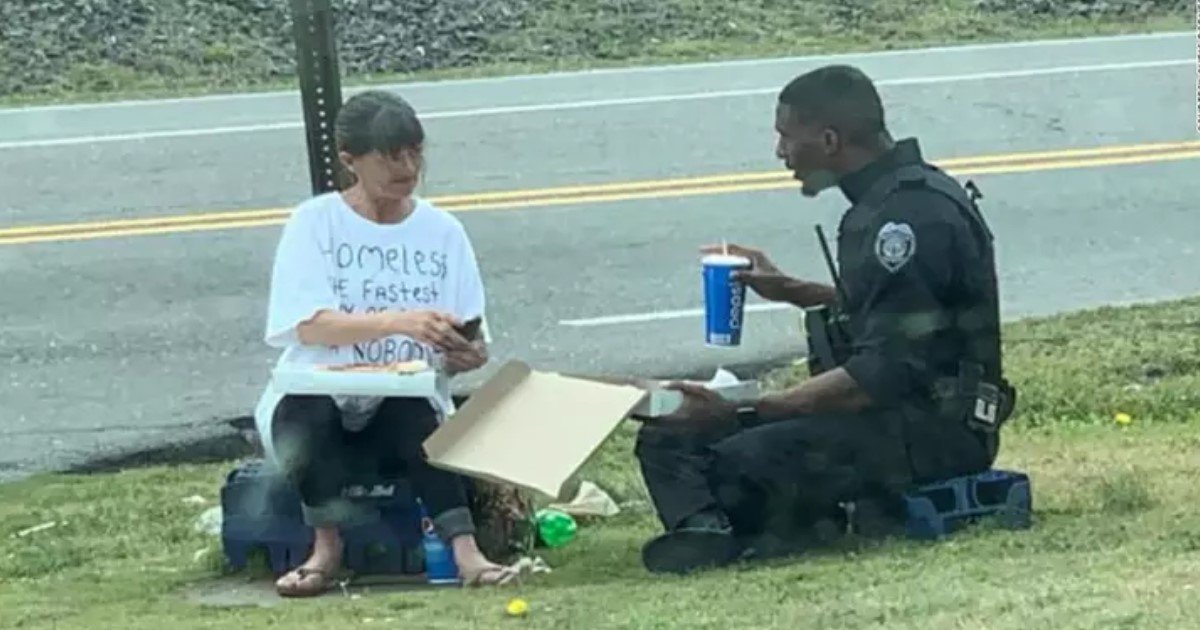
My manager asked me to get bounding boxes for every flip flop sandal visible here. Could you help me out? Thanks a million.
[461,564,520,587]
[275,567,341,598]
[641,529,742,575]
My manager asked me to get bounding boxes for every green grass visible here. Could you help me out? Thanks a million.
[763,298,1200,430]
[1,2,1189,108]
[5,296,1200,628]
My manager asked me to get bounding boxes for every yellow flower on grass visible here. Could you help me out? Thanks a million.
[505,598,529,617]
[1113,412,1132,426]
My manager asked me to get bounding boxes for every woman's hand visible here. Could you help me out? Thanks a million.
[443,340,489,375]
[387,310,471,353]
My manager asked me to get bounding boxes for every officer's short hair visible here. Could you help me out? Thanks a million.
[778,65,886,146]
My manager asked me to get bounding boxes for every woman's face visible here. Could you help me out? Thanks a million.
[341,146,422,201]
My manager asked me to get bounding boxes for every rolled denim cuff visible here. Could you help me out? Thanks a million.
[301,497,379,529]
[432,506,475,541]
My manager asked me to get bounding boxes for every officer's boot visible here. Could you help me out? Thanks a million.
[641,509,742,575]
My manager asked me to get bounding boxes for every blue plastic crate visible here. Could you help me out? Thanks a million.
[340,494,424,575]
[220,459,424,575]
[903,469,1032,540]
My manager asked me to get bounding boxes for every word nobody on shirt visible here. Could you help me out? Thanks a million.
[327,241,452,363]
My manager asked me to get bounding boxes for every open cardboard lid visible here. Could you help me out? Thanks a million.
[422,360,649,499]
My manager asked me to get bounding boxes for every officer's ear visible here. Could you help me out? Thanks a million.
[820,127,841,156]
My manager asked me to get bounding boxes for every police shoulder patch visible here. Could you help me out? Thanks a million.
[874,221,916,273]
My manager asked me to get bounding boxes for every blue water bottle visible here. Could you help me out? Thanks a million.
[419,502,460,585]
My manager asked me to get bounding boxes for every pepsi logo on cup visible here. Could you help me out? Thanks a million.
[728,277,743,331]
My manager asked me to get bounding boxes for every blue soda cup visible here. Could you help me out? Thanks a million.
[702,253,752,346]
[418,503,460,585]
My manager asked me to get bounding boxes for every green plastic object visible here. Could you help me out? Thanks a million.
[535,509,577,548]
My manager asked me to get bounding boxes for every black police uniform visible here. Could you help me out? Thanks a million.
[634,137,1012,572]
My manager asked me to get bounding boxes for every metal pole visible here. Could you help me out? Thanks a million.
[289,0,343,195]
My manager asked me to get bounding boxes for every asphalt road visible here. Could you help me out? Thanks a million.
[1,31,1198,481]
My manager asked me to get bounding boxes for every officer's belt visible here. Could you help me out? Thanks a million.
[930,377,966,400]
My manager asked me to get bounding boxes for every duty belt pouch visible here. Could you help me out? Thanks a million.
[967,380,1002,433]
[949,361,1014,434]
[931,362,1008,432]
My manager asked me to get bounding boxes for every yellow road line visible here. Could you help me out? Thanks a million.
[935,139,1200,166]
[0,218,289,245]
[0,207,292,237]
[954,148,1200,175]
[439,147,1200,212]
[3,139,1195,239]
[2,141,1198,246]
[434,139,1200,203]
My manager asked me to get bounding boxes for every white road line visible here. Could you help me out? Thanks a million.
[0,122,303,149]
[559,302,793,327]
[1,30,1188,114]
[1,58,1189,151]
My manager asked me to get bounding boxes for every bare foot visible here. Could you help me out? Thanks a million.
[276,526,344,597]
[450,534,518,587]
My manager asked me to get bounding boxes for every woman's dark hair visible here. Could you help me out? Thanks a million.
[333,90,425,188]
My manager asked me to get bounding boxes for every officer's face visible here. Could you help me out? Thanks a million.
[774,103,840,197]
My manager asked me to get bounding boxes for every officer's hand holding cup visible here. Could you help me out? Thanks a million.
[699,243,795,304]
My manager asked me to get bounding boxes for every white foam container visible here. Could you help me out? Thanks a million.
[271,365,445,398]
[628,367,761,417]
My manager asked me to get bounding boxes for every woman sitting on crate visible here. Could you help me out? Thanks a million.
[253,89,519,596]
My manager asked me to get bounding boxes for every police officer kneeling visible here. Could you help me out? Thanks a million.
[634,65,1016,575]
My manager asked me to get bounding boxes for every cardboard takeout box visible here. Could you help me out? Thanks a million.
[422,361,759,499]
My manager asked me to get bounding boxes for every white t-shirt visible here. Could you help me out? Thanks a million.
[253,192,486,463]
